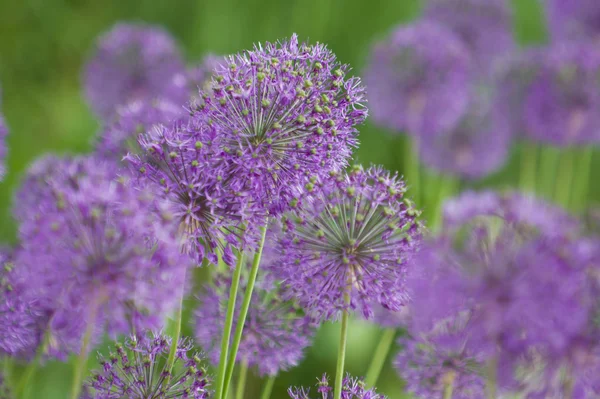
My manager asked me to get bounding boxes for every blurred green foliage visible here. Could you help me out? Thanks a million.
[0,0,597,398]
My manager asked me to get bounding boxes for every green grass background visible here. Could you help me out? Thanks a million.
[0,0,597,398]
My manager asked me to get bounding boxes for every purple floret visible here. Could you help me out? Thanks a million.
[87,332,211,399]
[288,374,385,399]
[83,23,188,120]
[275,165,422,321]
[195,270,315,376]
[365,21,472,136]
[189,34,367,215]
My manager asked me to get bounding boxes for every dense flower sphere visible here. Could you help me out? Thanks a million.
[523,41,600,146]
[365,21,472,136]
[87,332,211,399]
[543,0,600,41]
[423,0,514,69]
[418,87,512,179]
[276,165,422,321]
[395,334,486,399]
[195,270,314,376]
[128,121,252,266]
[190,34,367,214]
[83,23,188,120]
[288,374,385,399]
[96,99,183,164]
[15,156,190,357]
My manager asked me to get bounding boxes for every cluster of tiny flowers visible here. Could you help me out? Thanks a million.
[189,34,367,214]
[87,332,211,399]
[83,23,188,120]
[276,165,422,321]
[14,156,190,357]
[195,269,315,376]
[288,374,385,399]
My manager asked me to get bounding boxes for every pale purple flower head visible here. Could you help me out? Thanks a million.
[16,156,190,358]
[418,87,512,179]
[365,21,472,136]
[87,332,211,399]
[423,0,514,70]
[83,23,188,120]
[195,270,314,376]
[543,0,600,41]
[96,99,183,164]
[288,374,385,399]
[395,334,486,399]
[275,165,422,321]
[189,34,367,214]
[523,41,600,146]
[128,120,253,267]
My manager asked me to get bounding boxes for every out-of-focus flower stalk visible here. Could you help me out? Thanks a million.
[260,376,276,399]
[333,277,352,399]
[364,328,396,388]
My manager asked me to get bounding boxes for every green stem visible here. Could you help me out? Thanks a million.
[519,141,538,193]
[333,285,352,399]
[234,358,249,399]
[405,137,420,206]
[70,314,96,399]
[15,332,49,398]
[554,148,575,209]
[215,252,246,399]
[430,176,458,231]
[486,358,497,399]
[164,266,188,385]
[443,379,454,399]
[260,376,276,399]
[564,369,574,399]
[222,223,269,399]
[571,147,593,212]
[538,146,560,200]
[364,329,396,388]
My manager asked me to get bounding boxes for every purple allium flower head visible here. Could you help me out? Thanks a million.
[189,34,367,214]
[418,87,512,179]
[423,0,514,70]
[16,156,190,358]
[0,112,7,182]
[365,21,472,136]
[128,120,252,267]
[195,270,315,376]
[87,332,211,399]
[543,0,600,41]
[523,41,600,146]
[83,23,188,120]
[96,99,183,164]
[395,334,486,399]
[276,165,422,321]
[288,374,385,399]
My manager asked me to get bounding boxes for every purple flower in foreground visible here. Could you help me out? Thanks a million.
[276,165,422,321]
[0,112,6,181]
[395,334,485,399]
[195,271,314,376]
[365,21,472,136]
[190,34,367,214]
[523,41,600,146]
[96,99,182,164]
[288,374,385,399]
[423,0,514,69]
[87,332,211,399]
[83,23,187,120]
[16,156,189,358]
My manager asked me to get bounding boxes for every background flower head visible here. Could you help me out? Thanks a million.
[288,374,385,399]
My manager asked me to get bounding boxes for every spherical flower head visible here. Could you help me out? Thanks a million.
[190,34,367,214]
[195,270,315,376]
[96,99,183,164]
[395,335,485,399]
[289,374,385,399]
[365,21,472,136]
[276,165,423,321]
[87,332,211,398]
[543,0,600,41]
[83,23,188,120]
[423,0,514,70]
[128,121,252,267]
[0,113,7,182]
[523,41,600,146]
[418,86,512,180]
[16,156,190,358]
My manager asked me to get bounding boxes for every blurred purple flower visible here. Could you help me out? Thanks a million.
[87,332,211,399]
[365,21,472,136]
[543,0,600,41]
[288,374,385,399]
[275,165,422,321]
[195,270,314,376]
[190,34,367,214]
[83,23,188,120]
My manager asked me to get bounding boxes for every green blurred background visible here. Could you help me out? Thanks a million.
[0,0,596,398]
